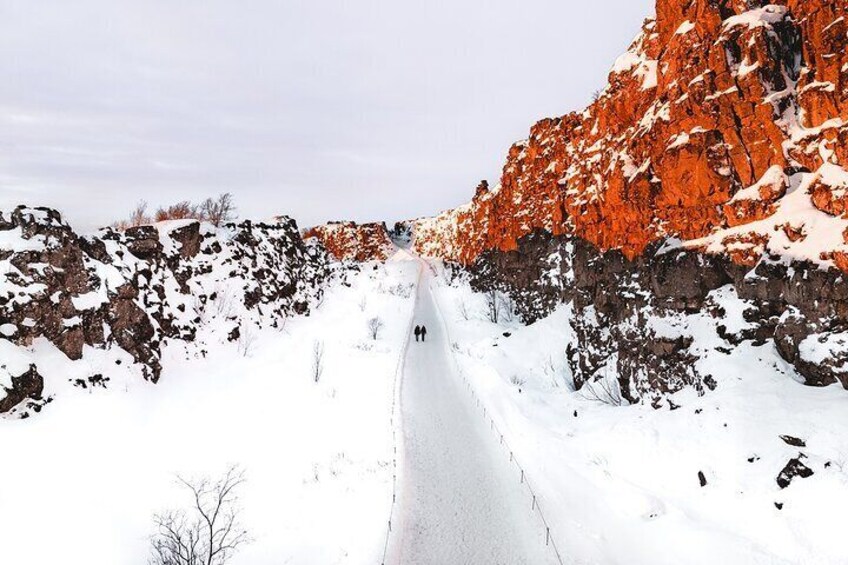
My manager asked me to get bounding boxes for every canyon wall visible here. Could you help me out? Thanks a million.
[413,0,848,268]
[413,0,848,404]
[304,221,396,262]
[0,206,334,415]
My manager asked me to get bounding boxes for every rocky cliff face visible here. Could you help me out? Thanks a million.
[304,221,396,262]
[471,230,848,406]
[412,0,848,405]
[0,206,333,416]
[414,0,848,267]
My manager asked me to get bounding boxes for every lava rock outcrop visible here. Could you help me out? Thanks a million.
[0,206,334,415]
[304,221,396,262]
[409,0,848,404]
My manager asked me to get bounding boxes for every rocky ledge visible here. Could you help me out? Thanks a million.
[469,229,848,407]
[304,221,396,262]
[404,0,848,406]
[0,206,334,416]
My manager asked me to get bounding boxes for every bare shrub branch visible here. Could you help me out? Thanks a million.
[581,365,624,407]
[130,201,151,228]
[155,201,200,222]
[367,317,384,340]
[312,340,325,383]
[150,466,249,565]
[485,289,500,323]
[113,194,238,231]
[457,299,470,321]
[237,323,256,357]
[201,193,238,227]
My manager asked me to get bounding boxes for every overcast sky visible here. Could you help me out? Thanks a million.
[0,0,652,232]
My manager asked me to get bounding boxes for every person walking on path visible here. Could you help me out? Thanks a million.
[420,325,428,342]
[414,325,421,342]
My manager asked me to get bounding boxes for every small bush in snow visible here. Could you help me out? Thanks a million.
[457,299,470,321]
[114,193,238,230]
[509,375,526,388]
[149,466,249,565]
[380,282,414,298]
[499,294,515,323]
[237,323,257,357]
[543,354,572,390]
[581,368,625,407]
[155,201,200,222]
[367,317,384,340]
[484,289,515,324]
[312,340,325,383]
[485,289,501,323]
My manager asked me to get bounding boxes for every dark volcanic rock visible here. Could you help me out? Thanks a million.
[125,225,164,259]
[0,206,336,414]
[776,455,814,489]
[780,435,807,448]
[469,228,848,405]
[0,365,44,413]
[169,221,202,259]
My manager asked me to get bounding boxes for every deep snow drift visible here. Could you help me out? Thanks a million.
[430,263,848,565]
[0,257,419,565]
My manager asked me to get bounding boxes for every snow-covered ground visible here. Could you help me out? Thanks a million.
[389,265,557,565]
[0,257,419,565]
[429,262,848,565]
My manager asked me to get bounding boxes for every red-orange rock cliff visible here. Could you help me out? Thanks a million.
[304,221,396,262]
[412,0,848,269]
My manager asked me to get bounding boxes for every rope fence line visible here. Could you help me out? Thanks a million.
[428,274,567,565]
[379,263,423,565]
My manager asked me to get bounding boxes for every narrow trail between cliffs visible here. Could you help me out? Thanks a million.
[388,258,557,565]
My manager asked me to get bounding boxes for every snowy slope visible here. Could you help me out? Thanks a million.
[430,263,848,565]
[0,257,419,565]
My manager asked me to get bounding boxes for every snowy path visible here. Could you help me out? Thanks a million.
[391,265,557,565]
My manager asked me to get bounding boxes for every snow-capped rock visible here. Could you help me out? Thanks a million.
[400,0,848,403]
[0,205,336,415]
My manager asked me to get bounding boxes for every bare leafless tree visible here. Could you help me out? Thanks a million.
[201,193,238,227]
[237,323,256,357]
[312,340,325,383]
[457,299,470,321]
[581,366,625,407]
[130,200,151,227]
[113,194,238,231]
[499,294,515,323]
[485,289,501,324]
[367,317,384,340]
[509,375,526,388]
[150,466,249,565]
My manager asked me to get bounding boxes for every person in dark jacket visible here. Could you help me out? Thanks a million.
[414,325,421,342]
[420,325,428,342]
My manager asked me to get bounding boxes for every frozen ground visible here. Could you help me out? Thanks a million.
[389,264,557,565]
[429,262,848,565]
[4,249,845,565]
[0,257,419,565]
